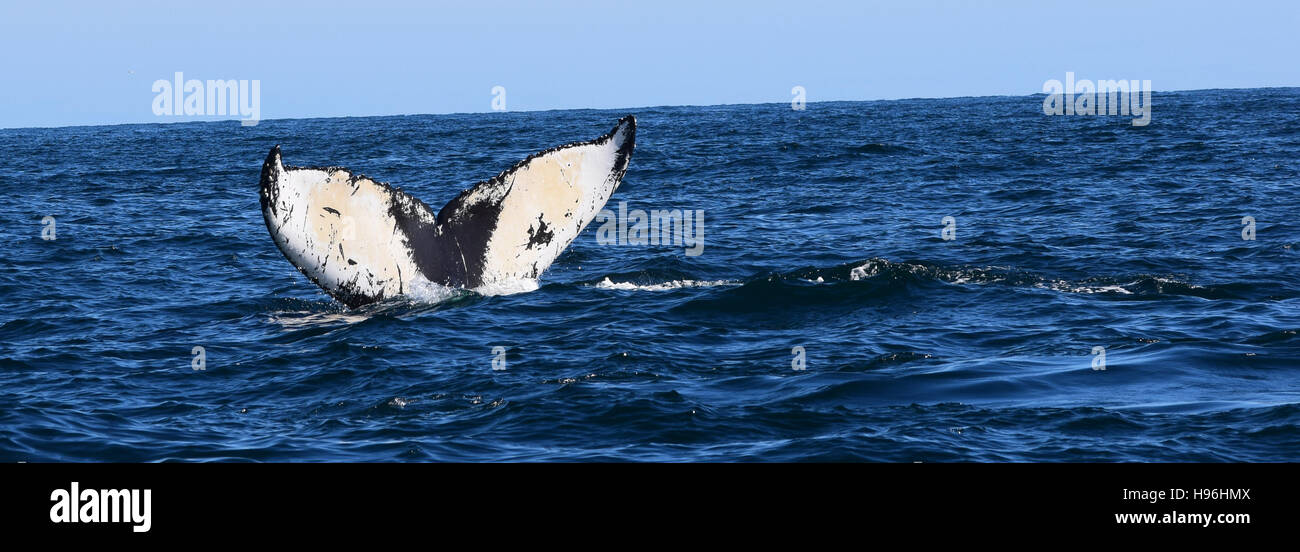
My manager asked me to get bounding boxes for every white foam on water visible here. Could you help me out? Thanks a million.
[267,310,372,329]
[849,260,889,281]
[849,259,1193,296]
[404,276,540,301]
[589,277,739,291]
[407,279,471,303]
[1036,280,1134,295]
[472,278,541,297]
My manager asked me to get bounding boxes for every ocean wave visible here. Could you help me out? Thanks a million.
[665,257,1283,316]
[844,258,1260,299]
[847,142,914,155]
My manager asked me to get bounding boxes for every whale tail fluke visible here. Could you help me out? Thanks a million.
[259,116,636,307]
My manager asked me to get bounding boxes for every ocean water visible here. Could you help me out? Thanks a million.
[2,88,1299,462]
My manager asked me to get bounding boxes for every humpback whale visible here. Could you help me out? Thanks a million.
[259,116,636,308]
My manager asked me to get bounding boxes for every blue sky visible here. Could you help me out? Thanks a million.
[2,0,1297,128]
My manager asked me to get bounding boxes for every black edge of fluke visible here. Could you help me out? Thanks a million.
[613,114,635,143]
[609,115,635,179]
[259,145,282,215]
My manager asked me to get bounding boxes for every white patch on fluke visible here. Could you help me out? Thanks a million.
[261,154,427,304]
[476,123,633,287]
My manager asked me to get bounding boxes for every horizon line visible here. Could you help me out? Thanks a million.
[4,84,1297,132]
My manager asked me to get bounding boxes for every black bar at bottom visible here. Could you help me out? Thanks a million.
[1,462,1286,538]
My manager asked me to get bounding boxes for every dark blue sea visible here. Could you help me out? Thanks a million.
[2,88,1299,461]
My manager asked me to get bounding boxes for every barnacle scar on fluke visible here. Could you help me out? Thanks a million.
[258,116,636,308]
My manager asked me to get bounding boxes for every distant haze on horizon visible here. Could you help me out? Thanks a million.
[2,0,1297,129]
